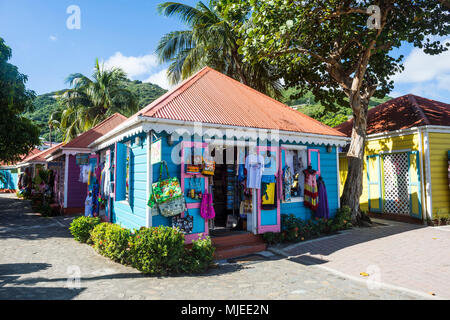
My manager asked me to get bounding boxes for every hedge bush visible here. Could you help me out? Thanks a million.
[90,223,132,264]
[69,220,216,275]
[184,237,216,273]
[263,206,353,245]
[69,216,101,243]
[129,226,186,275]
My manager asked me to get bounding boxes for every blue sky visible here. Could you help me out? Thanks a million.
[1,0,449,102]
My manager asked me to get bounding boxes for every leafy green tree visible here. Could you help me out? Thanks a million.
[219,0,450,223]
[57,59,138,142]
[156,0,282,98]
[0,37,40,163]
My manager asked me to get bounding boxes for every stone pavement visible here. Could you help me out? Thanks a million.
[0,193,433,300]
[271,219,450,299]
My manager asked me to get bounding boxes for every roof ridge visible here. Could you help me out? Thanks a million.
[62,113,127,149]
[91,113,127,130]
[20,142,64,163]
[407,94,430,125]
[137,67,211,118]
[207,68,344,135]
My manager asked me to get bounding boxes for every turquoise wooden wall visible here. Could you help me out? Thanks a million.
[279,143,339,221]
[108,131,340,232]
[111,133,148,230]
[0,169,18,190]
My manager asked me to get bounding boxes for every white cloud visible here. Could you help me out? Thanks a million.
[49,35,57,41]
[388,91,403,98]
[144,69,172,90]
[103,52,158,79]
[392,39,450,85]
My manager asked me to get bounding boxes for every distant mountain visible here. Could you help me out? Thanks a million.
[24,81,167,142]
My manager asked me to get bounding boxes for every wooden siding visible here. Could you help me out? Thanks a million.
[151,132,181,228]
[339,133,420,213]
[110,132,342,231]
[0,169,17,189]
[429,132,450,217]
[66,155,87,208]
[280,143,340,220]
[112,134,148,230]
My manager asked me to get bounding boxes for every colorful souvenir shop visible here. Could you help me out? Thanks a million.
[45,113,127,215]
[88,67,349,242]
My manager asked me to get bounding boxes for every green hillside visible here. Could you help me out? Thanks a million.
[26,81,392,143]
[281,88,392,127]
[24,81,167,142]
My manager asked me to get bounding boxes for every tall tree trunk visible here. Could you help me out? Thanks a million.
[341,94,369,225]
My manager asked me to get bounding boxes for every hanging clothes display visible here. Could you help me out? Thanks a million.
[303,166,318,211]
[85,193,93,217]
[200,192,215,219]
[282,166,293,202]
[245,153,264,189]
[226,165,237,210]
[261,181,277,210]
[316,177,329,219]
[237,147,246,182]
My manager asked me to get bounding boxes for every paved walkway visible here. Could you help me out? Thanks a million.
[0,193,434,300]
[271,219,450,299]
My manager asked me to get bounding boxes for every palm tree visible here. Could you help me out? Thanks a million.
[156,1,282,98]
[57,59,137,142]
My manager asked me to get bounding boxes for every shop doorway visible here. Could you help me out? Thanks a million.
[209,145,252,236]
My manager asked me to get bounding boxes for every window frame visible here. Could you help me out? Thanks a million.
[280,144,308,204]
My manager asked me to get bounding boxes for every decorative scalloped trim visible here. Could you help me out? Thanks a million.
[94,121,349,151]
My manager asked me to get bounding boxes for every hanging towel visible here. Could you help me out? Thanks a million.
[261,182,277,210]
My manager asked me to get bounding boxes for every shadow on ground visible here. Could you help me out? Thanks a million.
[0,194,74,240]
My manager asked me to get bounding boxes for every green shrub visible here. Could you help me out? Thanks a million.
[69,216,101,243]
[90,223,132,264]
[262,232,285,245]
[330,206,353,232]
[185,237,215,273]
[129,226,186,275]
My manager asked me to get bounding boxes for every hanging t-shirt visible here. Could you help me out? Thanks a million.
[84,195,93,217]
[245,154,265,189]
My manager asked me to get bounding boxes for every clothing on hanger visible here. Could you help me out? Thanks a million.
[245,153,264,189]
[303,167,318,211]
[85,194,93,217]
[316,177,329,219]
[200,192,215,219]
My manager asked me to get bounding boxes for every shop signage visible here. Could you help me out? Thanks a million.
[151,139,162,164]
[76,154,89,165]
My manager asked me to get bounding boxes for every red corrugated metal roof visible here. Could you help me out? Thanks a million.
[62,113,127,149]
[335,94,450,136]
[19,143,64,164]
[132,66,345,137]
[0,148,41,167]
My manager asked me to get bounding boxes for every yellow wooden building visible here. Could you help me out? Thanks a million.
[336,94,450,223]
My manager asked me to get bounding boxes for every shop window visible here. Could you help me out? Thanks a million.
[308,149,321,175]
[281,146,308,203]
